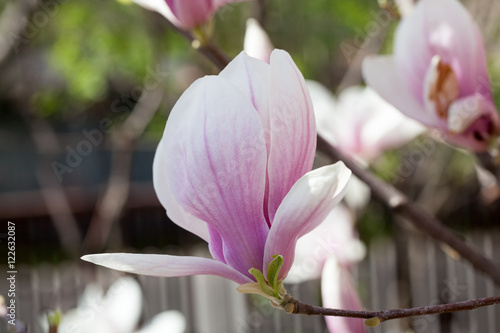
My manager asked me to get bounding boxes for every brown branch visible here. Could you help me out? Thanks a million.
[82,86,164,253]
[316,135,500,286]
[287,295,500,325]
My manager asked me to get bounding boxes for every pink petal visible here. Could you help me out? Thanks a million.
[244,18,274,63]
[153,139,211,243]
[219,51,271,154]
[165,0,214,29]
[162,76,269,276]
[263,162,351,280]
[267,50,317,222]
[362,56,443,128]
[81,253,253,285]
[322,257,366,333]
[446,95,500,152]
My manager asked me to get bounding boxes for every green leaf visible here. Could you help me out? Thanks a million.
[249,268,275,297]
[267,255,284,292]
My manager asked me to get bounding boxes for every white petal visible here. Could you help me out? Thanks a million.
[82,253,253,285]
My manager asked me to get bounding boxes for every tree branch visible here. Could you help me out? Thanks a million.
[287,295,500,325]
[316,135,500,286]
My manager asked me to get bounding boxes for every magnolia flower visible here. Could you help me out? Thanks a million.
[83,50,351,302]
[363,0,500,152]
[56,277,186,333]
[286,205,366,333]
[131,0,251,30]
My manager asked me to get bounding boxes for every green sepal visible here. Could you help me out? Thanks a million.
[267,255,284,292]
[249,268,276,297]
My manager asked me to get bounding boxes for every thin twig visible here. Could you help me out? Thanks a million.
[316,135,500,286]
[288,295,500,324]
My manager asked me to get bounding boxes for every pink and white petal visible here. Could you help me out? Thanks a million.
[244,18,274,64]
[131,0,182,27]
[81,253,253,285]
[263,162,351,280]
[267,50,317,222]
[162,76,269,275]
[153,139,210,243]
[362,56,442,128]
[165,0,214,29]
[446,95,500,152]
[219,51,271,153]
[322,257,366,333]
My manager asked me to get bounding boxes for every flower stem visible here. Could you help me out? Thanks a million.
[287,295,500,325]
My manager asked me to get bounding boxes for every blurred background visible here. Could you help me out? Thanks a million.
[1,0,500,332]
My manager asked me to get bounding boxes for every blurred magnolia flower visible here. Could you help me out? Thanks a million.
[83,50,351,303]
[363,0,500,152]
[286,205,365,284]
[310,82,424,162]
[244,18,274,63]
[322,256,366,333]
[286,205,366,333]
[130,0,252,30]
[308,82,423,209]
[55,277,185,333]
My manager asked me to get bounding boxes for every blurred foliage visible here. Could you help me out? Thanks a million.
[42,0,154,105]
[22,0,388,122]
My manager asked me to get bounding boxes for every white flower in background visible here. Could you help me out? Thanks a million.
[309,81,424,210]
[54,277,185,333]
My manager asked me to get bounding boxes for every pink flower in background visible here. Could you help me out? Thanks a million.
[286,205,366,333]
[363,0,500,152]
[131,0,252,30]
[83,50,351,288]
